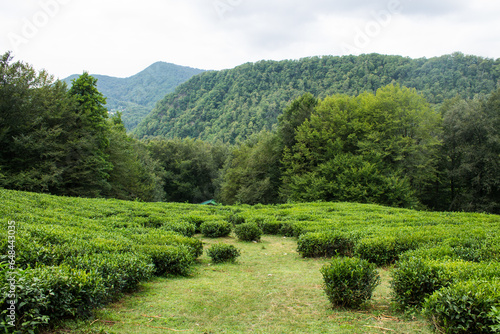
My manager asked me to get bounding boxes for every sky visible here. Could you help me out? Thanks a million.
[1,0,499,79]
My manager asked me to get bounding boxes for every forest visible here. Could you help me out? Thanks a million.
[133,52,500,143]
[1,51,500,214]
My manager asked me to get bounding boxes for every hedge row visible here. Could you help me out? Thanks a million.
[0,190,208,333]
[296,228,499,266]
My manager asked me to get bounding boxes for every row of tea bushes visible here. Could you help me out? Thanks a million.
[392,254,500,333]
[296,224,499,265]
[0,189,207,333]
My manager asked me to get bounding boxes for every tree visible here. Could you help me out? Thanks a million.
[218,131,282,205]
[0,52,71,192]
[147,138,228,203]
[281,85,441,208]
[105,113,166,201]
[64,72,113,197]
[441,91,500,213]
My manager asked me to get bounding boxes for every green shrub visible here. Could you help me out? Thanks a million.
[185,215,205,233]
[391,258,500,309]
[279,222,299,237]
[227,213,246,226]
[0,264,104,333]
[64,253,155,295]
[320,257,380,308]
[297,232,354,258]
[137,244,194,276]
[206,243,241,263]
[200,221,232,238]
[391,257,452,309]
[259,219,283,235]
[355,235,419,266]
[161,221,196,237]
[423,279,500,334]
[234,222,262,242]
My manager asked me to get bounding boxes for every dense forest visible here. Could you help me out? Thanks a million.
[1,52,499,214]
[133,53,500,142]
[64,62,204,131]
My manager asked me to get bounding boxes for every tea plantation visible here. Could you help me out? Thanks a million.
[1,189,499,333]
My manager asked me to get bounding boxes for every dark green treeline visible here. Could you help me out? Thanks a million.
[1,52,499,214]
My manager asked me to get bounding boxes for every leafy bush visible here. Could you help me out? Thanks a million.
[64,253,155,295]
[200,221,232,238]
[206,243,241,263]
[185,215,205,233]
[391,257,451,309]
[320,257,380,308]
[161,221,196,237]
[259,219,283,235]
[297,232,354,258]
[423,279,500,334]
[391,258,500,309]
[136,244,193,276]
[0,265,104,333]
[279,222,300,237]
[355,235,419,266]
[234,222,262,242]
[227,213,246,226]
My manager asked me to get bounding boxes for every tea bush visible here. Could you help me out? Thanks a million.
[320,257,380,308]
[391,258,500,309]
[259,219,283,235]
[161,221,196,237]
[137,244,194,276]
[297,232,354,258]
[200,221,232,238]
[206,243,241,263]
[234,222,262,242]
[423,279,500,334]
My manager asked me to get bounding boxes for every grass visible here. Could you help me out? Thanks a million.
[52,235,433,334]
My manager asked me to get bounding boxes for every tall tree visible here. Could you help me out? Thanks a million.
[218,131,282,205]
[64,72,113,197]
[281,85,441,208]
[442,91,500,213]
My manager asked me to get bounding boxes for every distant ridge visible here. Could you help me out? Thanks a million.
[64,62,205,130]
[132,53,500,143]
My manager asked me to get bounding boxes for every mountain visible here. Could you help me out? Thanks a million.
[132,53,500,143]
[64,62,205,130]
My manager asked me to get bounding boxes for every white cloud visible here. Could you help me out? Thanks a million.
[0,0,498,79]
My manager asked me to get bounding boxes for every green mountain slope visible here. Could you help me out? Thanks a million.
[132,53,500,142]
[65,62,205,130]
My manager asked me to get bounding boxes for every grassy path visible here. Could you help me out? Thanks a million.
[55,236,432,334]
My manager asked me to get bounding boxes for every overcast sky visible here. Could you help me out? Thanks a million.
[1,0,499,79]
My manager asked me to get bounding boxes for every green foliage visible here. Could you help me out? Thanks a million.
[281,85,438,208]
[161,221,196,237]
[234,222,263,242]
[146,138,229,203]
[206,243,241,263]
[137,244,193,276]
[441,90,500,214]
[391,258,500,309]
[218,131,282,205]
[320,257,380,309]
[64,253,155,294]
[0,53,165,202]
[200,221,232,238]
[133,53,499,143]
[422,280,500,334]
[258,219,283,235]
[297,232,354,258]
[65,62,204,131]
[226,212,246,225]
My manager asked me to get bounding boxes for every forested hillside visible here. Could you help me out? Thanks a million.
[133,53,500,142]
[65,62,204,130]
